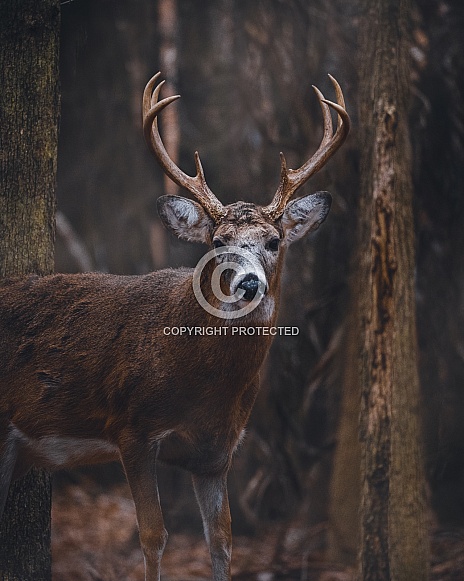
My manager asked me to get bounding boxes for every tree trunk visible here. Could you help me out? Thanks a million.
[0,0,60,578]
[150,0,179,269]
[157,0,180,197]
[357,0,429,579]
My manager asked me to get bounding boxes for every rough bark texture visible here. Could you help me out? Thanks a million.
[0,0,60,578]
[357,0,429,579]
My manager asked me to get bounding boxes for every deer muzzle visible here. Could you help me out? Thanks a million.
[237,273,263,302]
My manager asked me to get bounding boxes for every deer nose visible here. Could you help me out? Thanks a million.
[238,273,261,302]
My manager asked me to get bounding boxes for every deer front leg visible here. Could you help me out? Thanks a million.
[120,440,167,581]
[192,472,232,581]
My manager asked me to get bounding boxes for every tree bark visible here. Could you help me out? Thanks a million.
[357,0,429,579]
[0,0,60,578]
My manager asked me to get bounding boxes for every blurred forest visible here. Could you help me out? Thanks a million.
[52,0,464,579]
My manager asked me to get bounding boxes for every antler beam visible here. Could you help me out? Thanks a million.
[262,75,350,220]
[143,72,226,223]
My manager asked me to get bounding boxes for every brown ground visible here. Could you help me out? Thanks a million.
[51,477,464,581]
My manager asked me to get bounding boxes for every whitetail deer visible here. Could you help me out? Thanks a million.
[0,72,349,580]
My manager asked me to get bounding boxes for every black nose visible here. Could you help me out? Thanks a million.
[238,273,260,302]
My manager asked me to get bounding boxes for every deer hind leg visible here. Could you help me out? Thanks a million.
[192,473,232,581]
[120,439,167,581]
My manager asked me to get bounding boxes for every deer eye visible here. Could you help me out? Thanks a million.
[213,238,226,249]
[266,237,280,252]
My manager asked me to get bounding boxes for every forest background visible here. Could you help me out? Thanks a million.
[6,0,464,579]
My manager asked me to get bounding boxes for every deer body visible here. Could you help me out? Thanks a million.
[0,266,272,476]
[0,73,349,580]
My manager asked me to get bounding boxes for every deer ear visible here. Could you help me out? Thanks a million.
[157,195,214,244]
[281,191,332,244]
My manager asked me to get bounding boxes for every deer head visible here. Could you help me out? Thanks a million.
[143,73,350,319]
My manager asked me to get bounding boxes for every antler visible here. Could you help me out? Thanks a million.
[143,72,226,222]
[262,75,350,220]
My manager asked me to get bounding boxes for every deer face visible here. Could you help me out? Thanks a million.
[157,192,331,306]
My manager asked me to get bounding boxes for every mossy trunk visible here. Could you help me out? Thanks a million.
[357,0,429,579]
[0,0,60,578]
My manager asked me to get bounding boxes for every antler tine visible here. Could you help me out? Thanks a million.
[263,75,350,220]
[328,74,345,130]
[142,73,226,222]
[313,84,334,149]
[143,71,161,117]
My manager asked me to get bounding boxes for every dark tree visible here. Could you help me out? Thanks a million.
[0,0,60,578]
[356,0,429,578]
